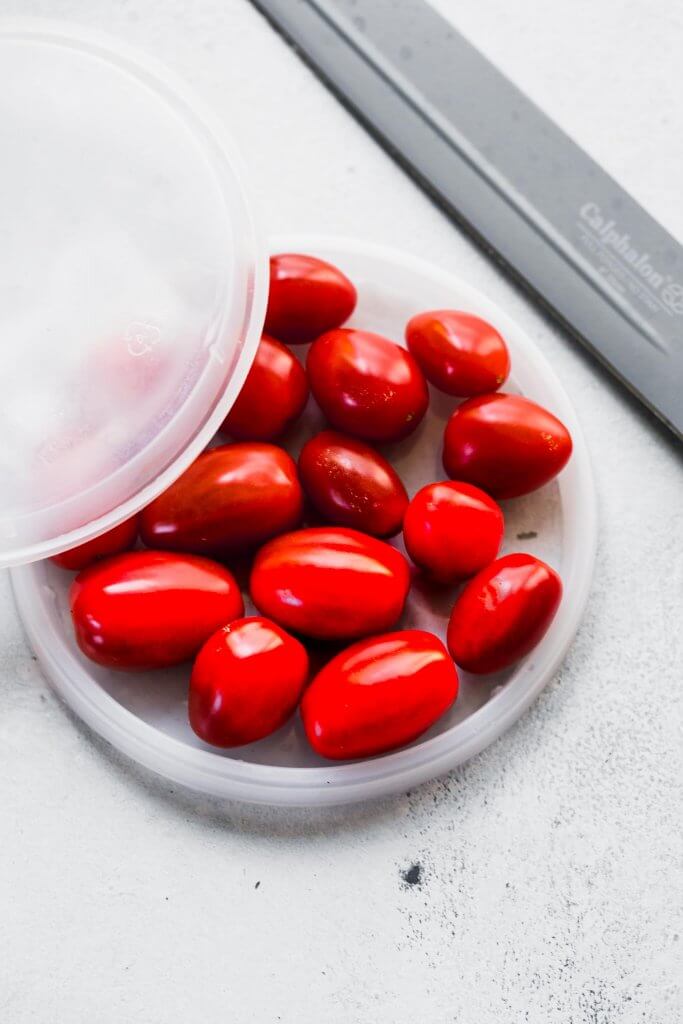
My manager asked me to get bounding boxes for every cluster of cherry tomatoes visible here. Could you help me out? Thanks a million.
[55,253,572,761]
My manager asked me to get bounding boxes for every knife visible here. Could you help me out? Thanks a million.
[249,0,683,439]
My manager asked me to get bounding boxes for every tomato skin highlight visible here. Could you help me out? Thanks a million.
[264,253,357,344]
[442,393,573,498]
[406,310,510,396]
[70,551,244,670]
[250,526,410,640]
[403,481,503,583]
[298,430,408,537]
[139,443,303,556]
[50,517,138,571]
[189,617,309,747]
[307,328,429,442]
[301,630,459,759]
[221,334,308,441]
[447,553,562,674]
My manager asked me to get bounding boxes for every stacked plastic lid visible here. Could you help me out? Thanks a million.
[0,21,266,568]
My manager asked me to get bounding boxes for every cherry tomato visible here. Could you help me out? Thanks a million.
[307,328,429,442]
[443,393,573,498]
[298,430,408,537]
[406,310,510,396]
[139,443,303,556]
[403,481,504,583]
[70,551,244,670]
[447,553,562,674]
[250,526,410,640]
[50,516,138,571]
[221,334,308,441]
[264,253,357,344]
[301,630,459,759]
[189,617,309,747]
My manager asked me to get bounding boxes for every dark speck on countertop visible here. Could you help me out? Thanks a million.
[401,863,422,887]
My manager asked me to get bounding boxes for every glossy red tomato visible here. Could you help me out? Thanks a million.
[406,310,510,396]
[264,253,357,344]
[70,551,244,670]
[221,334,308,441]
[51,516,138,571]
[403,481,504,583]
[443,393,573,498]
[298,430,408,537]
[189,617,309,747]
[250,527,410,640]
[307,329,429,442]
[301,630,459,759]
[447,553,562,674]
[139,443,303,556]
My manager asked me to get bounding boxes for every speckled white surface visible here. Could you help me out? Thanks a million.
[0,1,681,1021]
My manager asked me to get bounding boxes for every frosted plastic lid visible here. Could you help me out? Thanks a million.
[0,22,266,567]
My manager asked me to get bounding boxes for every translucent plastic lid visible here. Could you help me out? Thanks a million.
[0,22,266,568]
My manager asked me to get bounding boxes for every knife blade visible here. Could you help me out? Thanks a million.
[250,0,683,439]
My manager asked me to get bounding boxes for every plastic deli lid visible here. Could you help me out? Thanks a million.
[0,22,267,568]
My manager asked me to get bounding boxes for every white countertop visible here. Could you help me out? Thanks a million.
[1,2,681,1021]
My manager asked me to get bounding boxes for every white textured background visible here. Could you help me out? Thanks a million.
[1,2,681,1022]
